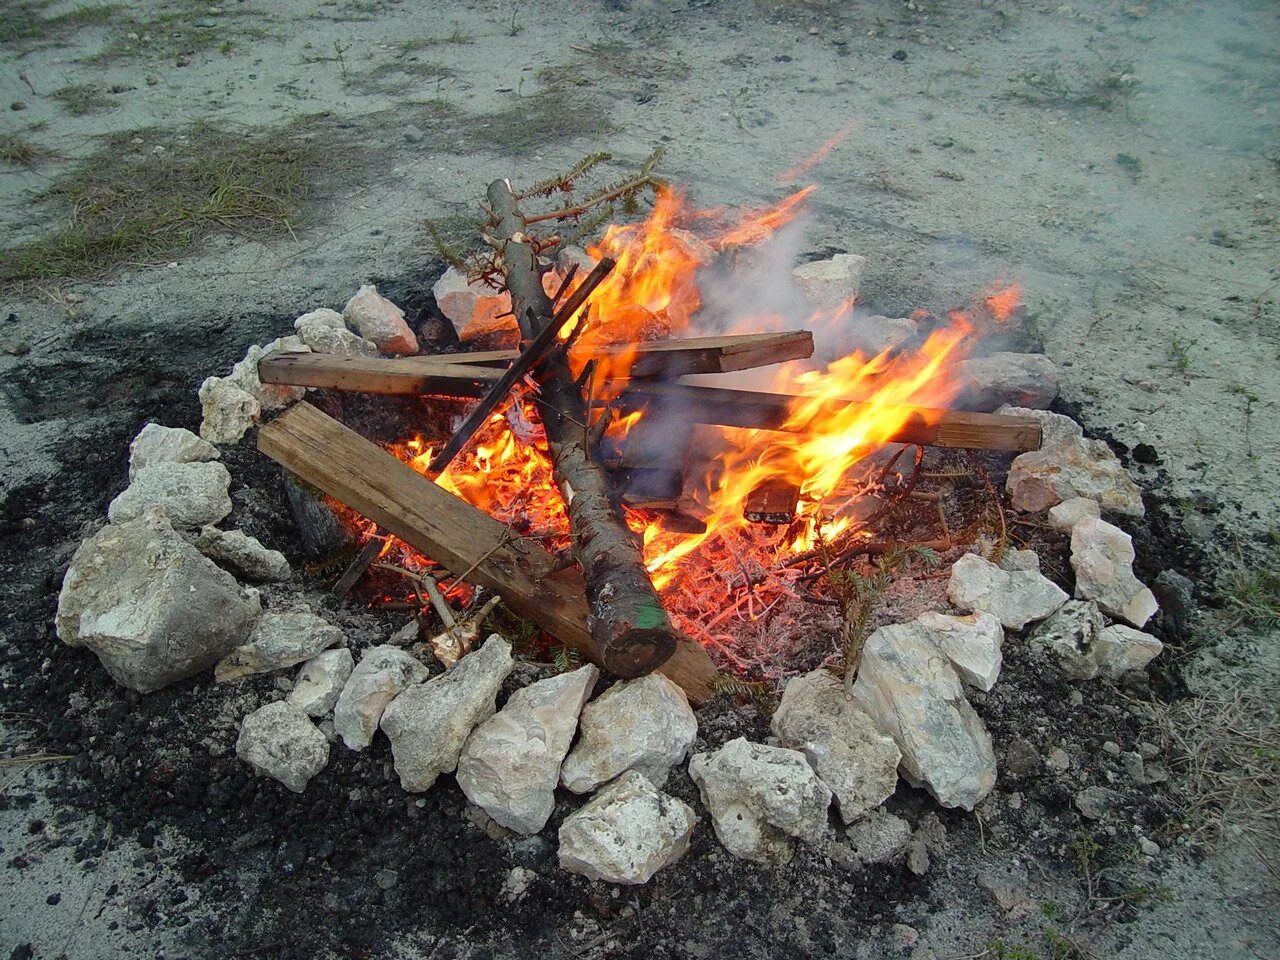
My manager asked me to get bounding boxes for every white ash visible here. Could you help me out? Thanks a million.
[107,460,232,530]
[342,284,418,354]
[333,644,430,751]
[236,701,330,793]
[1070,518,1158,628]
[947,553,1067,630]
[193,526,290,582]
[288,648,354,717]
[127,423,219,480]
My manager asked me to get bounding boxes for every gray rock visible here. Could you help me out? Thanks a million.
[1000,548,1041,573]
[198,376,260,445]
[1004,738,1042,779]
[458,665,599,834]
[380,635,514,792]
[1047,496,1102,532]
[947,553,1067,630]
[1046,747,1071,774]
[1152,569,1195,645]
[770,668,900,823]
[287,648,355,717]
[1007,437,1144,517]
[107,461,232,530]
[844,809,912,865]
[342,284,418,354]
[1074,786,1121,821]
[689,738,832,864]
[792,253,867,310]
[956,352,1059,411]
[194,526,290,582]
[215,609,344,682]
[236,701,329,793]
[127,423,219,480]
[1071,518,1158,627]
[852,623,996,810]
[333,645,430,750]
[294,307,378,357]
[995,405,1083,448]
[432,267,514,341]
[228,338,309,413]
[1094,625,1163,679]
[56,510,261,693]
[1028,600,1106,680]
[916,610,1004,691]
[560,674,697,794]
[859,315,918,355]
[557,770,696,884]
[906,839,930,875]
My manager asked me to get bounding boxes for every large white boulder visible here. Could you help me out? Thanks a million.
[792,253,867,310]
[333,645,430,750]
[107,461,232,530]
[288,648,355,717]
[215,609,344,682]
[56,510,261,692]
[1007,437,1144,517]
[194,526,290,582]
[127,423,219,481]
[236,701,329,793]
[947,553,1067,630]
[432,266,515,341]
[560,673,698,794]
[689,738,831,864]
[343,284,418,354]
[852,623,996,811]
[557,770,696,884]
[915,610,1004,691]
[1070,518,1158,628]
[956,353,1059,411]
[770,669,900,824]
[380,635,513,792]
[294,307,378,357]
[458,664,599,834]
[1094,624,1163,679]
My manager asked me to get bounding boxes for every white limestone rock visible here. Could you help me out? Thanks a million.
[194,526,290,582]
[236,701,329,793]
[380,635,513,792]
[916,611,1004,691]
[215,609,344,682]
[458,664,599,834]
[288,648,355,717]
[1094,624,1163,679]
[792,253,867,310]
[845,809,912,865]
[956,352,1059,411]
[852,623,996,810]
[770,669,900,823]
[333,645,430,750]
[859,315,918,355]
[56,510,261,693]
[198,376,260,445]
[560,673,697,794]
[107,460,232,530]
[127,424,219,481]
[431,267,515,341]
[557,770,696,884]
[1000,548,1041,573]
[342,284,418,354]
[995,405,1083,449]
[1007,437,1144,517]
[557,244,600,276]
[1047,496,1102,532]
[1028,600,1106,681]
[294,307,378,357]
[229,338,310,413]
[1071,518,1158,628]
[689,738,831,864]
[947,553,1067,630]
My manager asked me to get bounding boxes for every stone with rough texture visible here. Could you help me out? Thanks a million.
[380,635,513,792]
[228,338,310,413]
[1007,437,1144,517]
[995,405,1083,449]
[852,623,997,810]
[333,645,430,750]
[1028,600,1105,680]
[689,738,832,864]
[198,376,260,445]
[916,611,1004,691]
[557,770,696,884]
[432,267,515,341]
[288,648,355,717]
[845,809,912,865]
[1071,518,1158,627]
[56,510,261,693]
[1048,496,1102,532]
[956,353,1059,411]
[458,665,599,834]
[343,284,418,354]
[107,460,232,530]
[236,701,329,793]
[1094,625,1163,679]
[947,553,1067,630]
[792,253,867,309]
[859,315,918,355]
[294,307,378,357]
[215,609,344,682]
[194,526,290,582]
[1074,786,1121,821]
[128,423,219,480]
[560,673,698,794]
[770,669,900,823]
[1000,548,1041,573]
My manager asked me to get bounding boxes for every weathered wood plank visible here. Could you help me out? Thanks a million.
[259,353,503,397]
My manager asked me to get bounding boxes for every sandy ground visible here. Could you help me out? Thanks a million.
[1,0,1277,957]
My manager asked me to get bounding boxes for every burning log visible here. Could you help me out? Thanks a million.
[743,478,800,525]
[257,402,718,700]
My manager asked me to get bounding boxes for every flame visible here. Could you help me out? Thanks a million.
[777,118,861,185]
[983,282,1022,323]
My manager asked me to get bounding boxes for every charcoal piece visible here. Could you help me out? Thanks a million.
[283,475,354,559]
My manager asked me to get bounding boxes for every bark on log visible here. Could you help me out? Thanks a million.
[485,178,678,678]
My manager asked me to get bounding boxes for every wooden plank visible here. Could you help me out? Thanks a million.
[259,353,503,398]
[257,402,718,703]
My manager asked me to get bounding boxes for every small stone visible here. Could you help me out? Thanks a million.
[1004,738,1042,779]
[215,609,344,682]
[792,253,867,310]
[689,738,831,864]
[1028,600,1106,680]
[342,284,418,354]
[557,770,696,884]
[374,868,398,890]
[431,267,515,341]
[1074,786,1121,821]
[1138,836,1160,856]
[1071,519,1158,627]
[198,376,260,445]
[501,866,536,902]
[1121,751,1146,784]
[1102,741,1121,756]
[236,701,329,793]
[193,526,290,582]
[1093,624,1162,679]
[294,308,378,357]
[107,461,232,530]
[1048,497,1102,532]
[844,809,912,865]
[127,424,220,480]
[906,838,930,875]
[560,674,697,794]
[1046,748,1071,774]
[956,353,1059,411]
[333,645,429,750]
[288,648,355,717]
[947,553,1067,630]
[995,405,1083,448]
[1008,437,1144,517]
[858,315,918,355]
[915,610,1004,691]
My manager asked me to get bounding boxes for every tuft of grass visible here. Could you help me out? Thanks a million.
[0,1,113,46]
[1,131,49,167]
[396,29,472,55]
[1115,152,1143,183]
[1222,555,1280,629]
[455,87,615,157]
[353,59,455,94]
[51,83,114,116]
[1,119,333,286]
[1168,334,1192,373]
